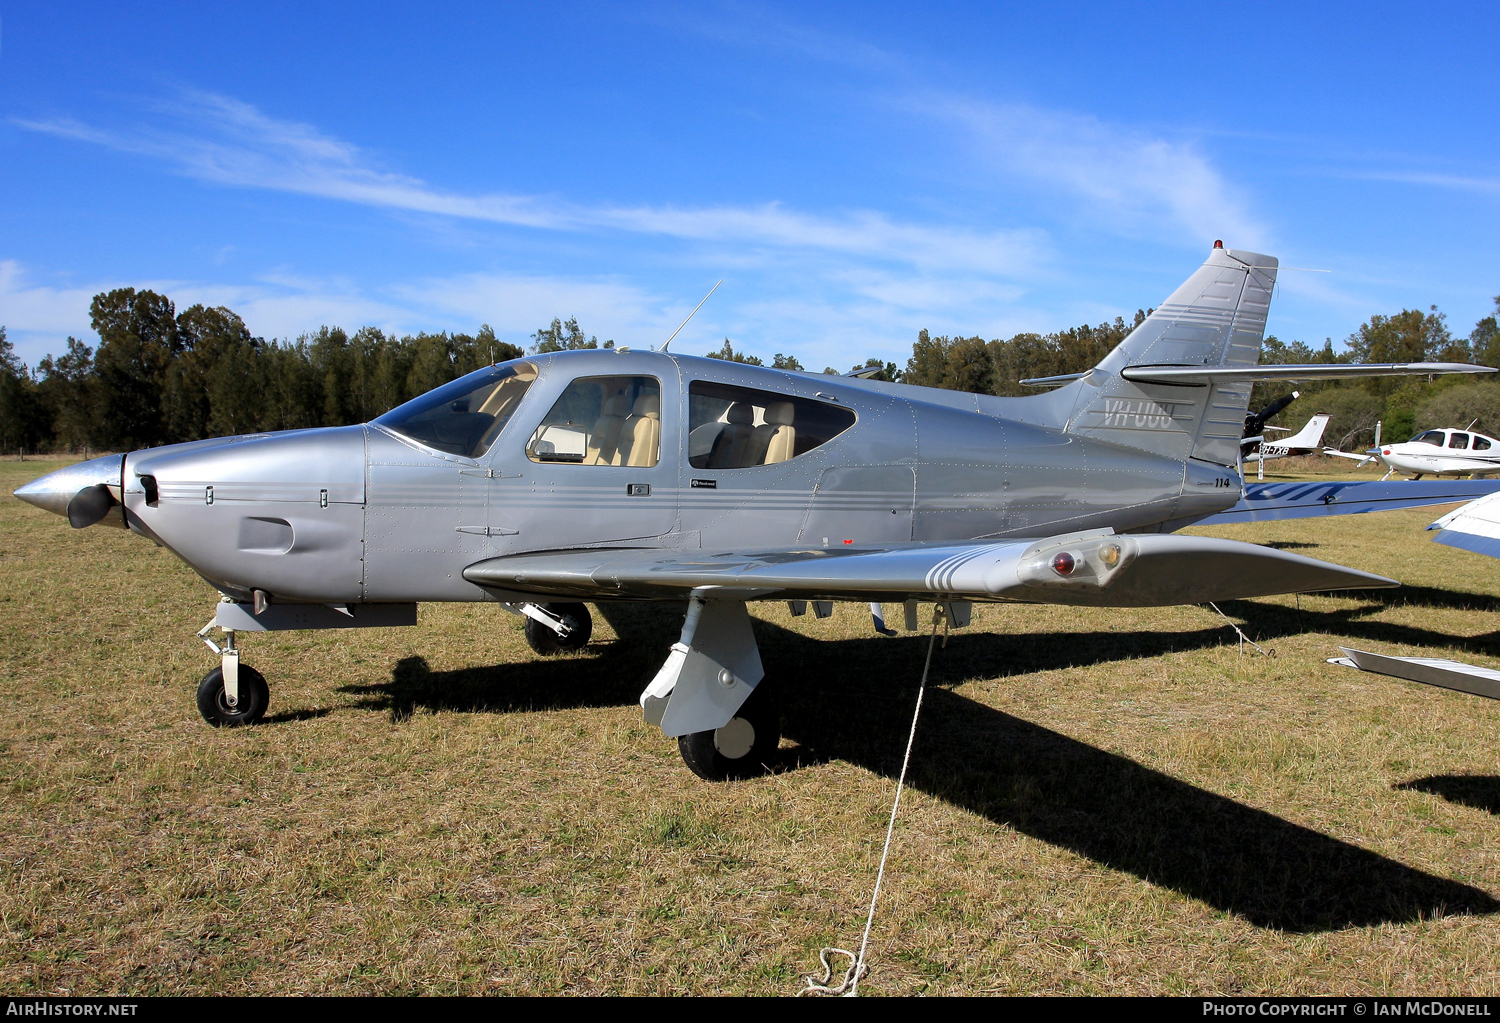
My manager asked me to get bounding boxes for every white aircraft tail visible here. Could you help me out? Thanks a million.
[1036,242,1278,466]
[1282,413,1331,450]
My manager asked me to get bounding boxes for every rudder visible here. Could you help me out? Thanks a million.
[1063,243,1278,466]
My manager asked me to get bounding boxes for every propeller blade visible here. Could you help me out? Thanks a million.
[65,484,117,529]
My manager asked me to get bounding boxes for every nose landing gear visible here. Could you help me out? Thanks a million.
[195,616,268,727]
[196,663,270,727]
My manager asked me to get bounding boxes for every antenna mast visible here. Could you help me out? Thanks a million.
[659,280,722,352]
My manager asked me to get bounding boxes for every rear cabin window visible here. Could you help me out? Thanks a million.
[374,361,537,458]
[688,381,856,469]
[1412,431,1446,446]
[1449,433,1471,449]
[1476,436,1492,451]
[527,375,661,467]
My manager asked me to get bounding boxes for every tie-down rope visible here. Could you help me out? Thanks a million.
[1206,601,1275,658]
[801,605,945,996]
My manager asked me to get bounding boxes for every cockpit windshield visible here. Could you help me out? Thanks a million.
[1412,431,1446,446]
[374,361,538,458]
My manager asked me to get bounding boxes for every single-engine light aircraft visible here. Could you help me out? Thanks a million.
[1241,406,1330,479]
[15,243,1495,780]
[1326,421,1500,480]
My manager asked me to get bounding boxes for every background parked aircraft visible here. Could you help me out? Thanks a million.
[1326,422,1500,479]
[1242,412,1331,479]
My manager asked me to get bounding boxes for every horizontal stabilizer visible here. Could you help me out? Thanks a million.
[1331,647,1500,702]
[1195,479,1500,526]
[463,532,1393,608]
[1121,362,1493,386]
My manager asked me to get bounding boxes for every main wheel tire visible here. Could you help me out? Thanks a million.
[523,602,593,655]
[196,665,270,727]
[678,684,781,781]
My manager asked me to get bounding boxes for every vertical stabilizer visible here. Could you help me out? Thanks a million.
[1063,244,1278,465]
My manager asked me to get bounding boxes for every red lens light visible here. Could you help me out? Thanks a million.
[1051,552,1076,576]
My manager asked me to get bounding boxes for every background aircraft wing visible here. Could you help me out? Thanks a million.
[1195,479,1500,525]
[463,532,1393,608]
[1428,491,1500,558]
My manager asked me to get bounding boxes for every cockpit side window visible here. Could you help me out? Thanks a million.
[688,381,856,469]
[1449,432,1471,449]
[527,375,661,467]
[1412,431,1446,446]
[374,361,537,458]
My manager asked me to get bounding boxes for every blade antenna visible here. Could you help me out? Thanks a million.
[659,280,722,353]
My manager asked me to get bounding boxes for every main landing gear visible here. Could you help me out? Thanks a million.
[640,592,783,781]
[677,683,781,782]
[515,602,593,656]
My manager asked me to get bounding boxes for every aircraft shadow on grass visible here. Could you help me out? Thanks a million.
[1222,589,1500,657]
[339,602,1499,933]
[1396,776,1500,816]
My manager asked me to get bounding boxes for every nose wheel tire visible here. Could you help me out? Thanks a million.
[523,603,593,655]
[678,685,781,781]
[196,665,270,727]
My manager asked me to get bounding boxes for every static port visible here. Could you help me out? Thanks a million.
[1051,551,1076,576]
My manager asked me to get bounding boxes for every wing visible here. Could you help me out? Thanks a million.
[1194,479,1500,526]
[1428,490,1500,558]
[463,530,1394,607]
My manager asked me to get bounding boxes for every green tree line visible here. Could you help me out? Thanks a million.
[0,286,1496,455]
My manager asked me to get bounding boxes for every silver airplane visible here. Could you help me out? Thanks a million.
[14,243,1493,780]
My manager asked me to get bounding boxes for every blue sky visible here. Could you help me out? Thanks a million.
[2,2,1497,370]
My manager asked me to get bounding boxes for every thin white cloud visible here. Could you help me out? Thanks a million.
[0,261,99,337]
[13,91,1042,276]
[0,257,673,365]
[394,273,669,347]
[659,8,1268,251]
[1349,169,1500,195]
[915,96,1267,250]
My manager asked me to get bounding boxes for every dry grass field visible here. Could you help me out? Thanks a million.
[3,455,1500,995]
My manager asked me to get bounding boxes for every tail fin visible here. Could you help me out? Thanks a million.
[1281,413,1331,450]
[1061,243,1278,465]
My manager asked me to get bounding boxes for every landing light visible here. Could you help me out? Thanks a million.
[1051,552,1076,576]
[1099,543,1122,568]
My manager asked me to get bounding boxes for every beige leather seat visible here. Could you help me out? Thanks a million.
[707,402,755,468]
[617,391,661,467]
[750,401,796,464]
[584,392,631,465]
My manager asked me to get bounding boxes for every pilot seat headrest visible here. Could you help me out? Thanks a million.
[632,392,660,418]
[602,393,632,417]
[726,402,754,425]
[764,401,795,426]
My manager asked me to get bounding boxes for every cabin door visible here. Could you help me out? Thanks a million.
[479,369,682,554]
